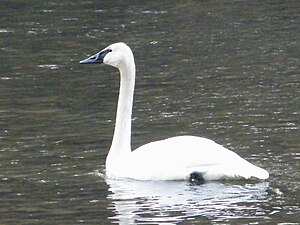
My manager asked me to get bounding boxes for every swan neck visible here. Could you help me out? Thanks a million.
[109,61,135,156]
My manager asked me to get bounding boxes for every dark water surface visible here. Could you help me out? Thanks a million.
[1,0,299,224]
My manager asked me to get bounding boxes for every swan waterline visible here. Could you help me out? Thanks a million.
[79,42,269,182]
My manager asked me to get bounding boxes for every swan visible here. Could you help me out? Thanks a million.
[79,42,269,182]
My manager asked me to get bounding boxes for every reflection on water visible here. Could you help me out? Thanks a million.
[105,174,270,224]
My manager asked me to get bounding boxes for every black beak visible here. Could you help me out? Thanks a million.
[79,49,111,64]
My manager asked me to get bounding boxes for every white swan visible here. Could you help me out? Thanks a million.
[79,42,269,182]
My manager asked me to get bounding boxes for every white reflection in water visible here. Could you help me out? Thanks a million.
[105,176,269,224]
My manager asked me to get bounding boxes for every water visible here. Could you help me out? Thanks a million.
[0,0,299,224]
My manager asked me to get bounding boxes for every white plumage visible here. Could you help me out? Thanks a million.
[80,42,269,182]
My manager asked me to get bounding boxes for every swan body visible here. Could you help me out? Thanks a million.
[80,42,269,181]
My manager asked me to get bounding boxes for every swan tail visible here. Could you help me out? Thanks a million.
[234,163,269,180]
[194,163,269,181]
[248,165,269,180]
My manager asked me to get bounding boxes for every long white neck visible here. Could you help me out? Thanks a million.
[106,58,135,168]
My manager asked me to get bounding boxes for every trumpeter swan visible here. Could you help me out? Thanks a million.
[79,42,269,182]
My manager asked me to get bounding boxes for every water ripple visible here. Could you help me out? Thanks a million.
[105,177,270,224]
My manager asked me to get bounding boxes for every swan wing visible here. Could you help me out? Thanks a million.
[127,136,269,181]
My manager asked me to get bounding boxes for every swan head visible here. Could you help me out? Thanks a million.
[79,42,134,70]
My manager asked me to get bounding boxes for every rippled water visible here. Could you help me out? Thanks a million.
[0,0,299,224]
[105,174,271,224]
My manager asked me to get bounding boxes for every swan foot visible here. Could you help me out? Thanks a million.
[189,172,205,184]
